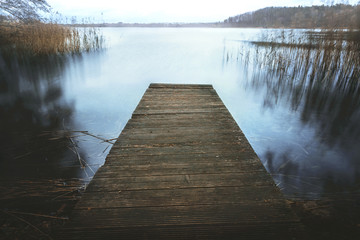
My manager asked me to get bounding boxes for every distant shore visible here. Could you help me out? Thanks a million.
[67,22,221,28]
[67,22,359,29]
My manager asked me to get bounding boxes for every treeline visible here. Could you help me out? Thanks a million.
[224,4,360,28]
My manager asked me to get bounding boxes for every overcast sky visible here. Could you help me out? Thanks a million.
[46,0,359,23]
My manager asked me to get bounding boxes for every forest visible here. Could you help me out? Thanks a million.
[224,4,360,28]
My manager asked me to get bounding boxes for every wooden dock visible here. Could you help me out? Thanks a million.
[57,84,303,239]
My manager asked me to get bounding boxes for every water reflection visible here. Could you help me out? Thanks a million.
[228,30,360,198]
[0,52,84,179]
[2,27,359,202]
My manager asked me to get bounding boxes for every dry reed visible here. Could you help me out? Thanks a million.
[0,20,104,56]
[234,29,360,148]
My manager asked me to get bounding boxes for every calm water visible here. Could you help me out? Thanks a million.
[1,28,359,199]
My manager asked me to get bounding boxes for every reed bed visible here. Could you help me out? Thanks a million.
[230,29,360,198]
[0,20,104,56]
[234,29,360,120]
[245,30,360,91]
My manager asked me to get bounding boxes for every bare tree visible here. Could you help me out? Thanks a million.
[0,0,50,22]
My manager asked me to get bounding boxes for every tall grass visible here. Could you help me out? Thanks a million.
[224,30,360,198]
[248,30,360,93]
[0,20,104,56]
[234,29,360,147]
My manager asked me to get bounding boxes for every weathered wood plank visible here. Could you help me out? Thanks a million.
[94,161,266,177]
[75,186,286,209]
[70,203,297,225]
[56,84,304,239]
[59,205,302,239]
[104,154,263,167]
[84,172,273,192]
[149,83,213,89]
[58,224,301,240]
[58,224,302,240]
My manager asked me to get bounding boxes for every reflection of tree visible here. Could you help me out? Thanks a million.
[0,51,88,238]
[0,52,81,179]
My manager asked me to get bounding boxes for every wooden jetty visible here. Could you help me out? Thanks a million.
[57,84,303,239]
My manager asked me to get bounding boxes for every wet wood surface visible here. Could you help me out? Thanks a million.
[57,84,303,239]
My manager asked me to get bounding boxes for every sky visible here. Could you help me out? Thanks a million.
[46,0,359,23]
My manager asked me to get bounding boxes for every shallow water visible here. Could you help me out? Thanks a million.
[1,27,359,199]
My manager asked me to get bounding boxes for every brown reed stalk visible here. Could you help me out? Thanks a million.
[0,20,104,56]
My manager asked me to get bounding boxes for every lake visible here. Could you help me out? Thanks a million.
[1,27,359,199]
